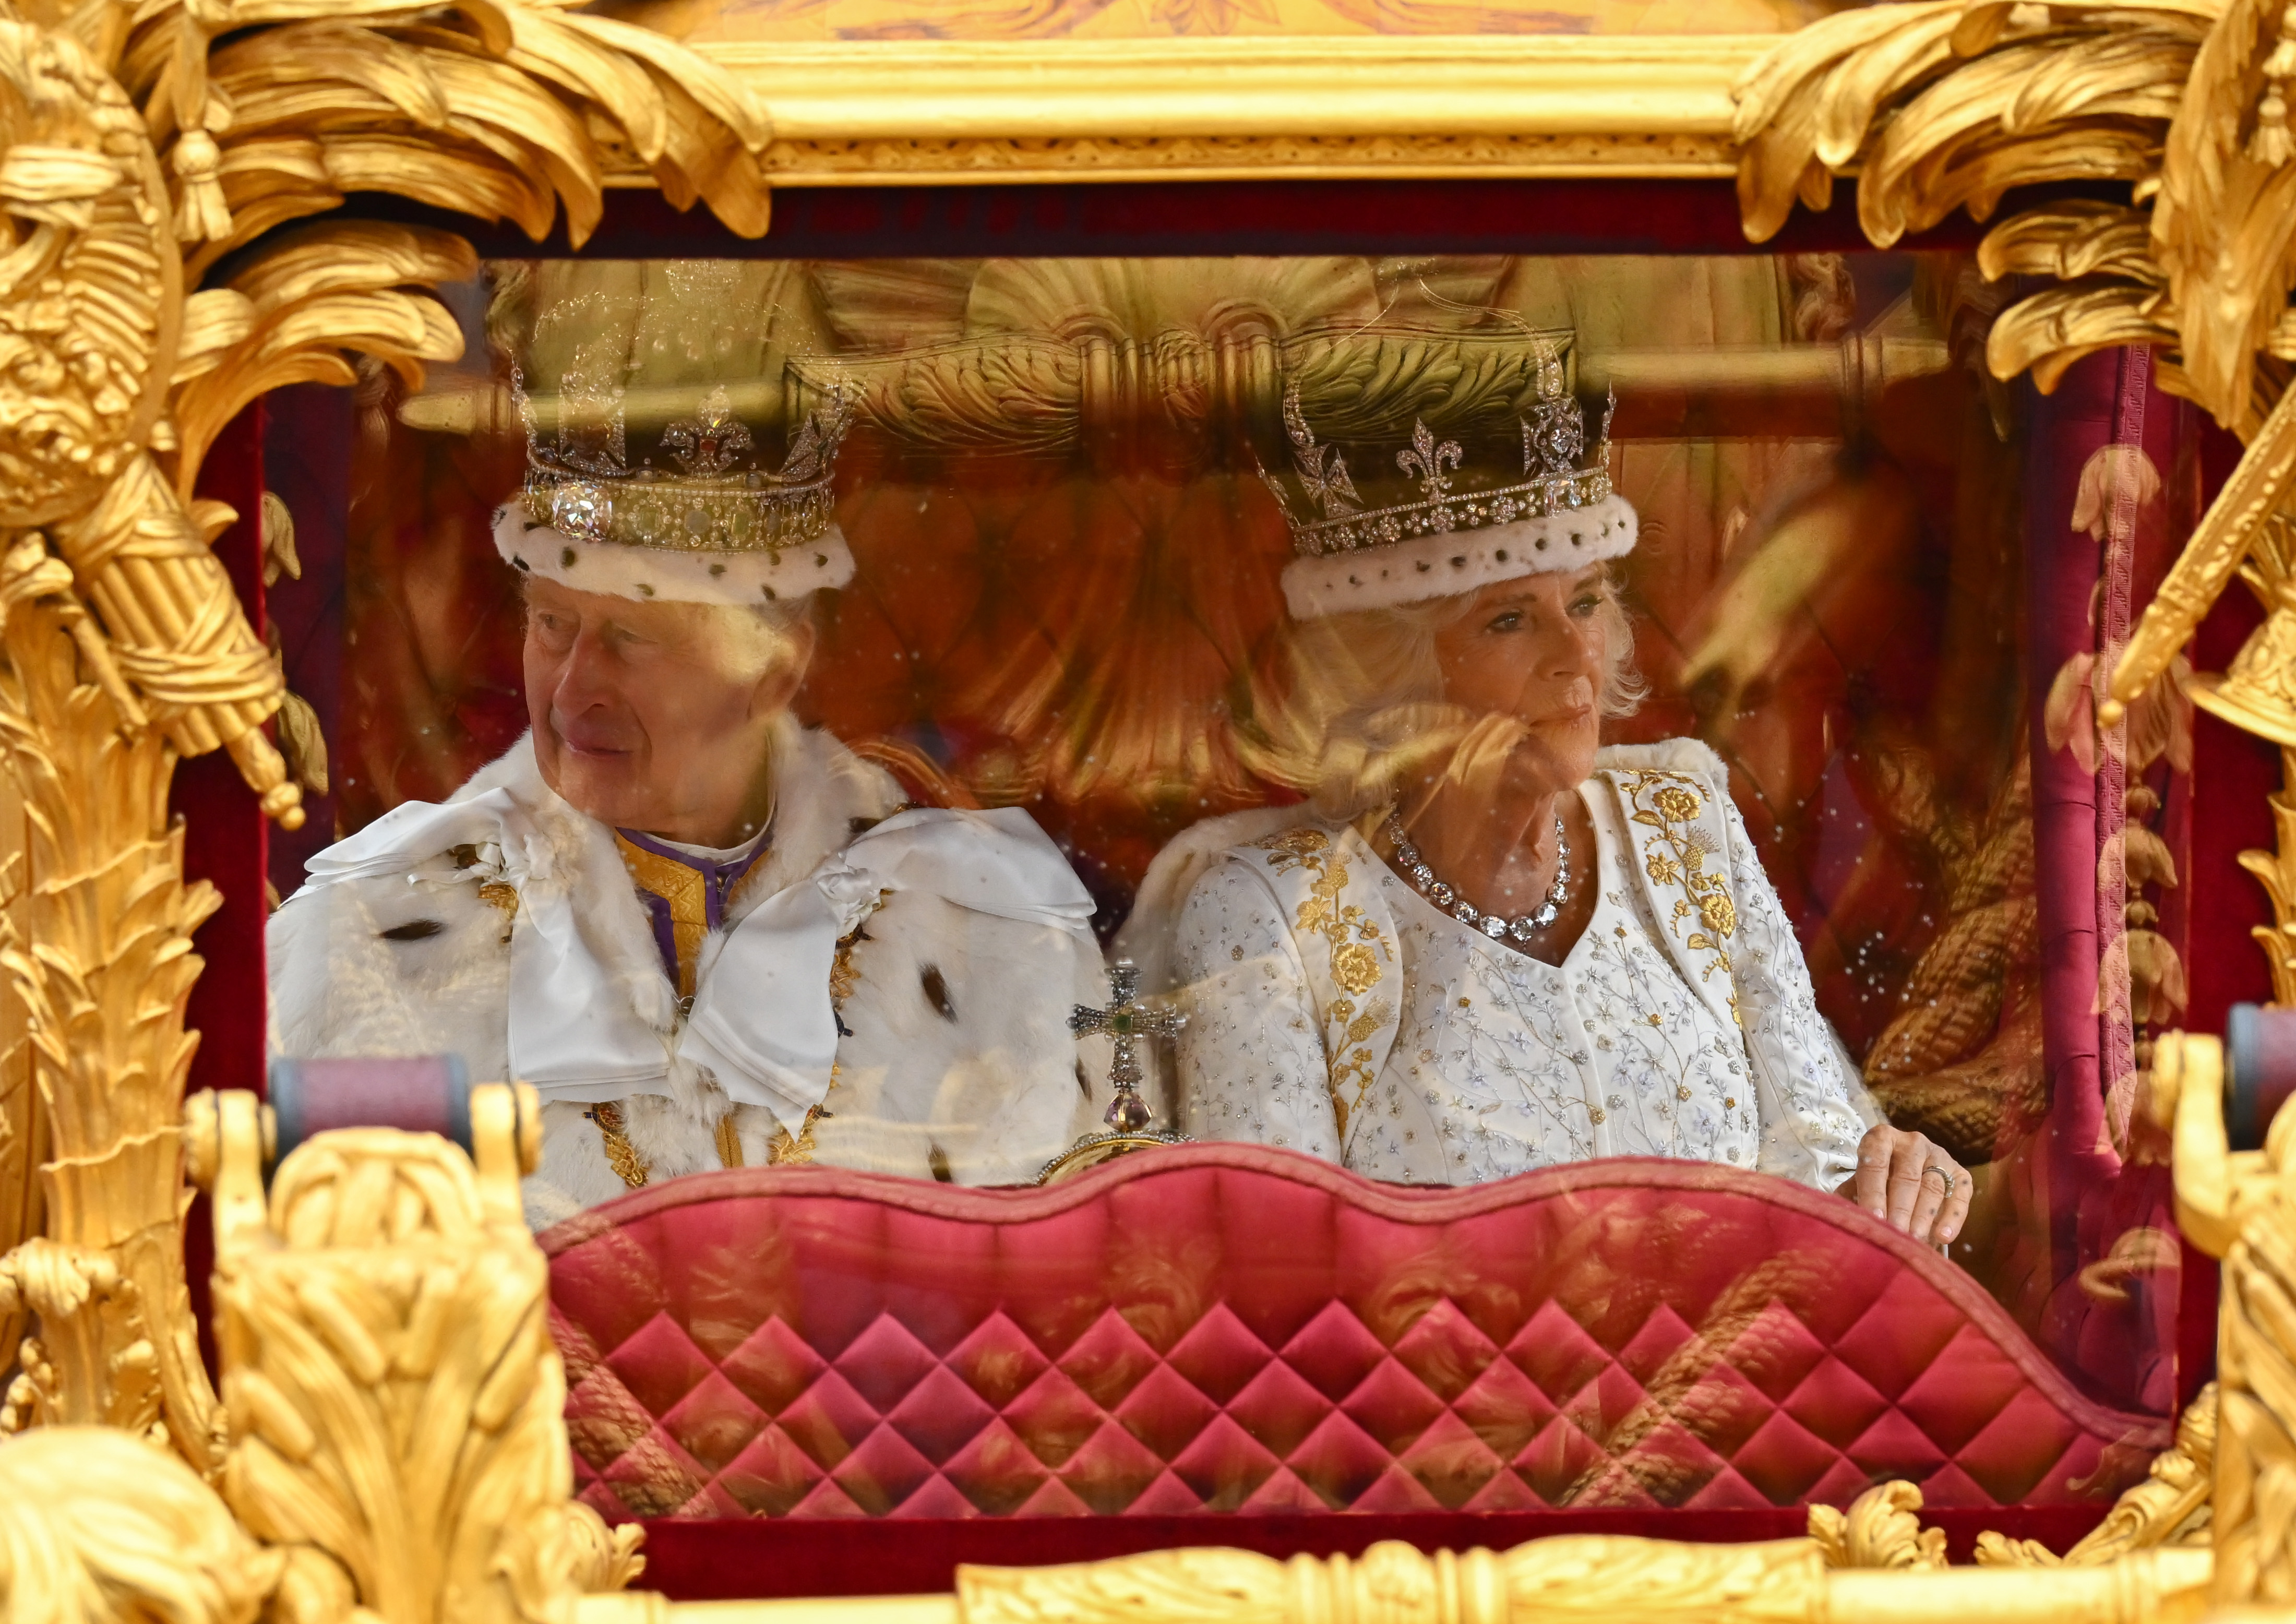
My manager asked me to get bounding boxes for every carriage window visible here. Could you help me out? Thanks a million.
[263,252,2193,1514]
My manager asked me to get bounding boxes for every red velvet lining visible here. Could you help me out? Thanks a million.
[631,1505,2113,1599]
[547,1145,2168,1530]
[537,1147,2157,1431]
[335,178,2111,264]
[178,400,269,1102]
[179,402,269,1381]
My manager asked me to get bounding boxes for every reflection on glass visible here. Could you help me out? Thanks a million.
[1139,364,1933,1212]
[265,253,2188,1420]
[269,262,1115,1220]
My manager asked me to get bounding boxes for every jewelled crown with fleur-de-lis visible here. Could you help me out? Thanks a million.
[1261,335,1637,620]
[1259,339,1617,563]
[518,369,856,559]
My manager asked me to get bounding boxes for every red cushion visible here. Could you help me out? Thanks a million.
[541,1145,2167,1520]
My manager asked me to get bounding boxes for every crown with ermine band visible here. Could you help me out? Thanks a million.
[1258,338,1616,561]
[515,367,856,557]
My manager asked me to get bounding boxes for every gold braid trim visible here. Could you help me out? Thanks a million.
[588,1102,648,1190]
[766,893,888,1166]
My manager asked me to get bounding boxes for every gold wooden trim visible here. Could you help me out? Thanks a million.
[16,1,2296,1618]
[673,35,1761,184]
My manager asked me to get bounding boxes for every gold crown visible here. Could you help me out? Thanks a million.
[1259,340,1616,560]
[517,371,855,557]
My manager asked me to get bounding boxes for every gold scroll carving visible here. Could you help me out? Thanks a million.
[0,536,225,1459]
[0,1090,643,1624]
[1730,0,2296,1025]
[2149,1028,2296,1606]
[0,1425,278,1624]
[0,0,774,1472]
[195,1082,643,1624]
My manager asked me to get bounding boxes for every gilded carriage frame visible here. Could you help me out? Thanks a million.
[7,1,2296,1619]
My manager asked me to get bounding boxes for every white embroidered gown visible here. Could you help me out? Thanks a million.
[1168,741,1867,1189]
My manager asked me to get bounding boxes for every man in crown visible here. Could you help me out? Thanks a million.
[1125,341,1973,1249]
[268,264,1111,1224]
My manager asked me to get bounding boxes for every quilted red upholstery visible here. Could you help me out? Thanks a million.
[542,1145,2169,1521]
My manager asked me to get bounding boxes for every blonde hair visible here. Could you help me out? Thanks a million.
[1234,566,1643,820]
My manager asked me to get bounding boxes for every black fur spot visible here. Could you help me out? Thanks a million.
[379,918,445,941]
[1075,1061,1092,1098]
[919,964,957,1023]
[928,1144,953,1183]
[561,547,577,568]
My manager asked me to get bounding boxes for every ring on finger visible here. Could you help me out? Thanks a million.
[1921,1164,1956,1196]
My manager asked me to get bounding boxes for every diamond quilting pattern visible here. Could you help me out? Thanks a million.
[545,1146,2169,1519]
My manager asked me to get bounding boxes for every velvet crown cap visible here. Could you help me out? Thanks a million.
[489,261,857,609]
[1262,332,1635,620]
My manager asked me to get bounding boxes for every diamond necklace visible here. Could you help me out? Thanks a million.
[1385,811,1570,944]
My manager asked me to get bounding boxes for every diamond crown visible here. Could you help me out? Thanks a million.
[518,372,856,557]
[1259,340,1616,560]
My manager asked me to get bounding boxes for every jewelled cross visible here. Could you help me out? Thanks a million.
[1069,959,1186,1132]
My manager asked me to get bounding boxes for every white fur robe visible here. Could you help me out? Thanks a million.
[268,718,1114,1225]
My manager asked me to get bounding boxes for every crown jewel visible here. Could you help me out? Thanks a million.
[1260,340,1616,560]
[518,370,855,557]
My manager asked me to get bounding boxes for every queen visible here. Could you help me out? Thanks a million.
[1143,347,1971,1247]
[268,267,1111,1222]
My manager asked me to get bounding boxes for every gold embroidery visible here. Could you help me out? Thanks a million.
[767,898,884,1167]
[769,1101,828,1165]
[590,1101,649,1189]
[477,879,518,943]
[714,1112,745,1169]
[826,893,887,1007]
[1620,770,1743,1025]
[1252,825,1395,1141]
[614,834,710,999]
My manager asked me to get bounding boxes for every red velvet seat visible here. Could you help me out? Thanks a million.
[543,1144,2167,1522]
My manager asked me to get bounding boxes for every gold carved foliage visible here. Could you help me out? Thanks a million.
[0,1425,278,1624]
[200,1084,616,1624]
[0,0,776,1480]
[0,1097,640,1624]
[0,538,222,1460]
[1728,0,2296,718]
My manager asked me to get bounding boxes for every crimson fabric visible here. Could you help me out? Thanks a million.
[178,400,269,1101]
[348,178,2098,263]
[180,402,270,1384]
[544,1144,2166,1527]
[633,1505,2115,1601]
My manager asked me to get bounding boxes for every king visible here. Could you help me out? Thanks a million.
[267,265,1113,1223]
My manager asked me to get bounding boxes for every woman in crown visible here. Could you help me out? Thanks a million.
[269,267,1111,1224]
[1133,370,1971,1248]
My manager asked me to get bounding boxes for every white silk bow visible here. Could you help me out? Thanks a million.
[295,797,1098,1138]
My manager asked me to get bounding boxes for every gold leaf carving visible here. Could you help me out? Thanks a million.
[1809,1483,1950,1571]
[207,1082,615,1624]
[0,536,223,1460]
[0,1426,279,1624]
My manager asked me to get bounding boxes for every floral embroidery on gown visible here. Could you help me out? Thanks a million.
[1169,739,1866,1189]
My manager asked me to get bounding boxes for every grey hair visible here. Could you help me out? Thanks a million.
[1235,565,1645,819]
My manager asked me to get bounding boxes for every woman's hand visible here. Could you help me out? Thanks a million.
[1836,1125,1970,1248]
